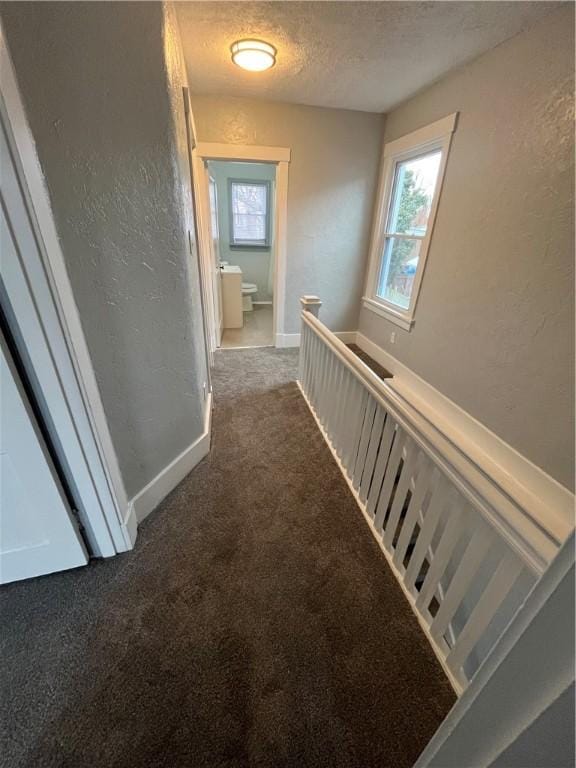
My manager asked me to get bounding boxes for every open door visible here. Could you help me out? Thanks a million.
[208,174,223,345]
[0,327,88,584]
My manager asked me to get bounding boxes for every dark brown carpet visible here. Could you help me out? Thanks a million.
[0,347,455,768]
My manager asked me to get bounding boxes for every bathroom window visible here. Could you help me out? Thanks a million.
[229,180,271,248]
[363,113,457,330]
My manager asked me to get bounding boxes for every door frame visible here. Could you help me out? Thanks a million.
[207,173,223,347]
[191,142,290,351]
[0,23,132,556]
[182,88,215,375]
[190,152,219,359]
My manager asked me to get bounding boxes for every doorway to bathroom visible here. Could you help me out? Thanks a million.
[191,143,290,354]
[208,160,275,348]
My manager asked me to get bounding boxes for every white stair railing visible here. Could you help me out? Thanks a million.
[297,296,564,695]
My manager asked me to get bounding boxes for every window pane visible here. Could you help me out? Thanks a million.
[387,151,441,236]
[232,213,266,242]
[377,237,421,310]
[231,182,268,243]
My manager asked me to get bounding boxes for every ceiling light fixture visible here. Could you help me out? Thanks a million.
[230,39,276,72]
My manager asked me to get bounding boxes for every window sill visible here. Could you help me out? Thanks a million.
[230,244,271,251]
[362,297,415,331]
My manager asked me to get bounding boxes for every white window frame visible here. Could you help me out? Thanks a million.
[363,113,458,331]
[228,178,271,248]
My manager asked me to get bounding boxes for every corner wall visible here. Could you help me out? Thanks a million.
[358,6,575,490]
[191,95,384,334]
[1,1,209,500]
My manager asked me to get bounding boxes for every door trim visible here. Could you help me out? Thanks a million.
[191,152,219,358]
[195,142,290,164]
[192,142,290,351]
[0,22,131,555]
[207,173,223,346]
[183,87,214,375]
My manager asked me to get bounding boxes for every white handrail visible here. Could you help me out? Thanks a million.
[301,309,562,574]
[297,300,570,694]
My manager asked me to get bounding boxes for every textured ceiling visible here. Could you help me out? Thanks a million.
[175,1,557,113]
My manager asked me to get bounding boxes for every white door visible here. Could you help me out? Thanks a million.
[0,330,88,584]
[208,174,223,344]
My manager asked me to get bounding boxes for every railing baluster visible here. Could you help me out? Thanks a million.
[373,427,407,534]
[333,367,352,459]
[393,456,432,570]
[446,553,523,675]
[365,415,395,519]
[341,379,368,474]
[403,474,449,592]
[383,439,418,549]
[338,373,358,467]
[303,326,314,401]
[305,326,314,396]
[330,360,345,447]
[330,357,345,439]
[350,389,369,476]
[301,325,308,392]
[304,329,315,403]
[359,405,386,503]
[300,325,311,397]
[300,323,312,392]
[322,351,337,438]
[316,340,327,416]
[310,332,322,409]
[352,396,377,489]
[415,505,464,615]
[430,528,492,643]
[298,325,305,385]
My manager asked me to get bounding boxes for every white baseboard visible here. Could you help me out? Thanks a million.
[276,333,300,348]
[121,505,138,548]
[128,393,213,526]
[334,331,357,345]
[355,332,574,541]
[276,331,357,349]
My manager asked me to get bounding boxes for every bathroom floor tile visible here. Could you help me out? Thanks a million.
[221,305,273,348]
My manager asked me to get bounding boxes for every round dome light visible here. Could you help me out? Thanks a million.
[230,39,276,72]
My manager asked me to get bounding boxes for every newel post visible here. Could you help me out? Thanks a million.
[298,295,322,383]
[300,295,322,318]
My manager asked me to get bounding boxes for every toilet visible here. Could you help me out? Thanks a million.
[241,282,258,312]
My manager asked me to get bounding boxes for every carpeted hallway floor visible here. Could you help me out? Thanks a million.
[0,348,455,768]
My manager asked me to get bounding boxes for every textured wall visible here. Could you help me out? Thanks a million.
[2,2,208,499]
[358,6,575,490]
[490,683,575,768]
[208,161,276,302]
[192,95,384,333]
